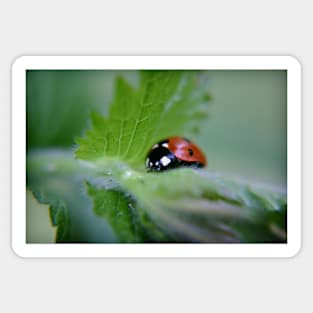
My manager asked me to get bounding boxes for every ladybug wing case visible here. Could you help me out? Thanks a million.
[168,137,207,166]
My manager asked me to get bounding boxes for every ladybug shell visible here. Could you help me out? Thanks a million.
[168,137,207,166]
[146,137,207,172]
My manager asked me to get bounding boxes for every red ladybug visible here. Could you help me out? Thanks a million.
[146,137,207,172]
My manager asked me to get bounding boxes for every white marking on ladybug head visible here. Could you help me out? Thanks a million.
[160,156,171,167]
[149,161,153,167]
[155,161,159,166]
[152,144,159,149]
[161,143,169,148]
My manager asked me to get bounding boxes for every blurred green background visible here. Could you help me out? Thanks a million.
[199,70,287,186]
[26,70,287,242]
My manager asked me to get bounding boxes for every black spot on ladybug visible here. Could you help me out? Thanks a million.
[188,148,194,156]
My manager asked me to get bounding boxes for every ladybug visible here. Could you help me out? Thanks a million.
[145,137,207,172]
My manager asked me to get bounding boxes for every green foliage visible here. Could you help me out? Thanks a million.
[75,71,210,166]
[27,150,116,243]
[26,191,56,243]
[86,182,142,243]
[26,70,287,243]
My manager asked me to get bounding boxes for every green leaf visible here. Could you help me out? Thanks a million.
[27,150,116,243]
[85,182,170,243]
[85,182,141,243]
[26,190,56,243]
[113,165,287,243]
[75,71,211,166]
[27,151,286,243]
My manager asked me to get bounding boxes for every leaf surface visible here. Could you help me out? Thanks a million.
[75,71,211,167]
[27,150,116,243]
